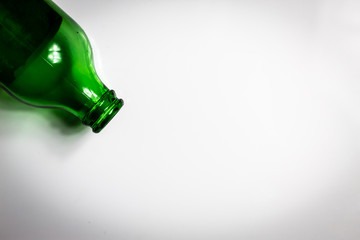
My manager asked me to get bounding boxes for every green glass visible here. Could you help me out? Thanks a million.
[0,0,123,133]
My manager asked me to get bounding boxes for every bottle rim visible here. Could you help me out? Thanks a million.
[82,90,124,133]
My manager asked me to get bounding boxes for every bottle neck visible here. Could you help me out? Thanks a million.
[82,90,123,133]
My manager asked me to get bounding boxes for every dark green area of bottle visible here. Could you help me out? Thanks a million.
[0,0,123,133]
[0,0,62,83]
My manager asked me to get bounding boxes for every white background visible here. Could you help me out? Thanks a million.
[1,0,360,239]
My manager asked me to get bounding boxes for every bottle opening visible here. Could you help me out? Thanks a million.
[82,90,124,133]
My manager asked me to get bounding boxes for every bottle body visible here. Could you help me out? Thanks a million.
[0,0,123,133]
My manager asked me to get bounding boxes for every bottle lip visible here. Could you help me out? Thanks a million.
[82,90,124,133]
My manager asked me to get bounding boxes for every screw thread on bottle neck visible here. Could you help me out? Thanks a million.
[82,90,123,133]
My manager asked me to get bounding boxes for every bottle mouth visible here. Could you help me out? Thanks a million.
[82,90,124,133]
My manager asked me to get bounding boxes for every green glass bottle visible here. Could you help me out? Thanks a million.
[0,0,123,133]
